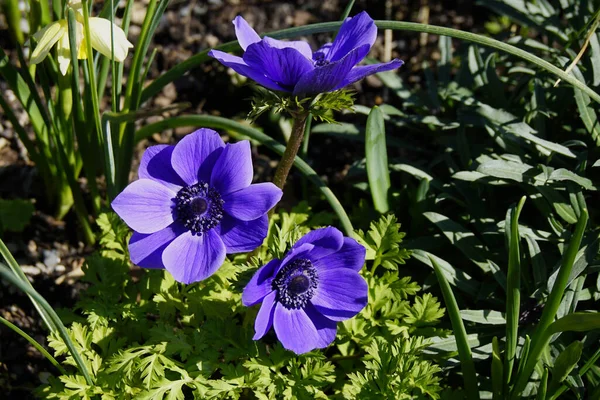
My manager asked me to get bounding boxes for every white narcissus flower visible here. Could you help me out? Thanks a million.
[30,0,133,75]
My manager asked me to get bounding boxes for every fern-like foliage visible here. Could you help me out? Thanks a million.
[344,337,443,399]
[356,214,411,271]
[37,210,444,399]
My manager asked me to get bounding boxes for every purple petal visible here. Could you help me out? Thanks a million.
[162,229,226,284]
[233,16,261,51]
[138,144,167,176]
[208,49,287,92]
[111,179,176,234]
[273,302,337,354]
[128,223,185,269]
[293,226,344,261]
[217,214,269,253]
[242,259,280,306]
[313,237,366,272]
[252,291,277,340]
[311,268,368,321]
[222,183,282,221]
[304,302,338,348]
[171,128,225,185]
[198,146,225,183]
[327,11,376,62]
[244,41,314,90]
[139,145,185,192]
[262,37,313,61]
[210,141,253,195]
[335,60,404,90]
[292,45,369,96]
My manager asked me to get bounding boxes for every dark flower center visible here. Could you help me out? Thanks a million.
[174,181,224,236]
[272,258,318,309]
[313,52,330,67]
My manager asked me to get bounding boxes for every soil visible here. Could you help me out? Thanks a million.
[0,0,488,397]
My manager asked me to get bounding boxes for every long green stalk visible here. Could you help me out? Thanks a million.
[141,21,600,106]
[511,209,589,397]
[135,115,354,236]
[272,110,310,189]
[67,8,101,216]
[80,0,106,194]
[117,0,166,193]
[429,256,479,400]
[0,264,93,385]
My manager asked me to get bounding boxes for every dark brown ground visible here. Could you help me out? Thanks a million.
[0,0,487,396]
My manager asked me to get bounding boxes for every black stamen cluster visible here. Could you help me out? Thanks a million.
[174,181,224,235]
[313,53,330,67]
[273,258,318,309]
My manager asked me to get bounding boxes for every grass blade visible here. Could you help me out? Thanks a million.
[0,239,56,332]
[429,255,479,400]
[536,368,549,400]
[492,337,504,399]
[0,315,66,375]
[0,263,93,384]
[512,208,589,397]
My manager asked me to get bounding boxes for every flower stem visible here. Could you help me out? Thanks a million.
[272,109,310,189]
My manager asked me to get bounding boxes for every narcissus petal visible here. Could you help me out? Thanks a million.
[31,21,67,65]
[87,17,133,62]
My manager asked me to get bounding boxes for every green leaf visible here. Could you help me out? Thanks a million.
[537,186,578,224]
[460,310,506,325]
[403,293,445,327]
[476,159,540,184]
[411,250,479,296]
[58,374,92,398]
[548,312,600,334]
[572,66,600,145]
[468,45,487,87]
[355,214,410,271]
[423,212,493,274]
[504,196,526,384]
[344,337,442,399]
[492,337,503,399]
[548,169,596,190]
[0,198,34,232]
[365,106,390,213]
[524,235,547,287]
[536,368,549,400]
[473,102,576,158]
[549,341,583,393]
[426,333,482,354]
[96,212,130,258]
[134,376,191,400]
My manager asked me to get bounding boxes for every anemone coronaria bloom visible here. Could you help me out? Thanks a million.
[209,11,403,97]
[242,227,368,354]
[111,128,283,284]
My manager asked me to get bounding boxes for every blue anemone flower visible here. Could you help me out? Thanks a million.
[208,12,403,97]
[112,128,283,284]
[242,227,368,354]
